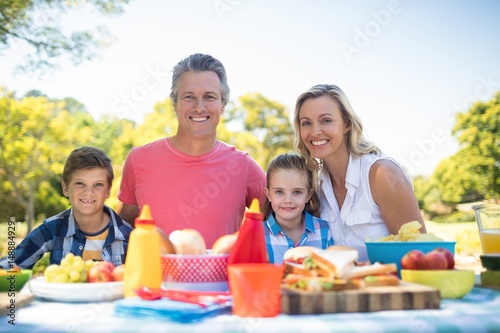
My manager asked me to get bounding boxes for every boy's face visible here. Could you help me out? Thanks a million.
[62,168,111,218]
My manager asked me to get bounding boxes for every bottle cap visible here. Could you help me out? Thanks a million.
[245,198,263,219]
[135,204,155,225]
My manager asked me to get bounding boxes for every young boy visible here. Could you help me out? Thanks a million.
[0,146,133,269]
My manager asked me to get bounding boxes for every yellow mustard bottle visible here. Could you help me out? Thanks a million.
[123,204,162,297]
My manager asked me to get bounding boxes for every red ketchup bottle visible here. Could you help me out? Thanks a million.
[228,198,268,264]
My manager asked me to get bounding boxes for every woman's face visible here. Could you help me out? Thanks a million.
[174,71,224,139]
[298,95,350,160]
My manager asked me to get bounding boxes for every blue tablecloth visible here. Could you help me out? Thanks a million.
[2,286,499,332]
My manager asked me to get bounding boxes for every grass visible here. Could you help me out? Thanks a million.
[0,221,29,257]
[425,221,482,255]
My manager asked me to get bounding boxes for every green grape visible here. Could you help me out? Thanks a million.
[79,270,88,282]
[44,264,63,282]
[64,253,75,264]
[60,258,70,268]
[52,273,69,283]
[44,254,91,283]
[85,260,95,270]
[63,265,72,275]
[72,259,85,272]
[69,270,80,282]
[44,264,60,276]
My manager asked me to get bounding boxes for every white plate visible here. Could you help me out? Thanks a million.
[29,277,124,302]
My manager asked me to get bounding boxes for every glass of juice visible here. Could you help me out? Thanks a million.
[473,204,500,254]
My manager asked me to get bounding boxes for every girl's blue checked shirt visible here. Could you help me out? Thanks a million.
[264,212,333,264]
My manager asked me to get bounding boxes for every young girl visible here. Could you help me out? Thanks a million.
[262,154,333,264]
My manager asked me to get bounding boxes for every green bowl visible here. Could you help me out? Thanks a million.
[401,269,474,299]
[0,270,33,292]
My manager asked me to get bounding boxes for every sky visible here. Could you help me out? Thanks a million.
[1,0,500,177]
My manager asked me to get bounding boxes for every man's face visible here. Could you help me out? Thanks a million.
[174,71,224,139]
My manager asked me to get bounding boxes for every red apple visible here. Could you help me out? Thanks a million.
[87,262,115,283]
[417,250,448,270]
[112,264,125,281]
[434,248,455,269]
[98,261,116,272]
[401,249,425,269]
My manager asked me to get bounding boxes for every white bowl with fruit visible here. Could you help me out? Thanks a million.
[29,253,125,302]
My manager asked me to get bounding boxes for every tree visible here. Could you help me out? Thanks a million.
[433,153,483,204]
[451,91,500,202]
[0,0,130,76]
[0,87,91,231]
[224,93,295,168]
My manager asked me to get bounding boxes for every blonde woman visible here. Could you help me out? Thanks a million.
[293,84,426,261]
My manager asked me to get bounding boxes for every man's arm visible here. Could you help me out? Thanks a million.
[116,202,139,227]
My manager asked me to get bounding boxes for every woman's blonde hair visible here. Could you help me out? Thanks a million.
[293,84,380,173]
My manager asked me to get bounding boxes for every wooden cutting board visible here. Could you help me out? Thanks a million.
[0,293,35,315]
[281,282,440,314]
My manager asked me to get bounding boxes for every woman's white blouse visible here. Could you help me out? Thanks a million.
[319,153,412,262]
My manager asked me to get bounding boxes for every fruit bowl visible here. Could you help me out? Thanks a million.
[0,269,32,292]
[365,241,456,275]
[401,269,475,299]
[161,253,229,291]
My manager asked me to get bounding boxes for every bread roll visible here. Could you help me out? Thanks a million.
[283,246,317,262]
[326,245,357,252]
[156,227,176,254]
[169,229,207,255]
[211,233,238,255]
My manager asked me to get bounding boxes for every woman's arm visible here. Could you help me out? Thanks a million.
[369,159,427,235]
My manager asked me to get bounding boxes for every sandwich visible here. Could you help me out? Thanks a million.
[282,246,399,292]
[283,245,358,279]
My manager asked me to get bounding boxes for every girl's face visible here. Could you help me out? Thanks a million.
[174,71,224,140]
[298,95,350,160]
[62,168,110,220]
[265,169,313,225]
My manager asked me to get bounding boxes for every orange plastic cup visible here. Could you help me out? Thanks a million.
[228,263,283,317]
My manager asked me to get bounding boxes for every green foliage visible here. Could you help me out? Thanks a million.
[431,210,475,223]
[133,99,177,148]
[433,153,484,203]
[0,87,92,230]
[419,91,500,208]
[450,92,500,202]
[224,93,295,168]
[0,219,28,257]
[0,0,130,76]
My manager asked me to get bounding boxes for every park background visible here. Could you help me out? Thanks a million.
[1,1,499,270]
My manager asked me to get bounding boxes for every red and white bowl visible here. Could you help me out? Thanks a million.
[161,253,229,291]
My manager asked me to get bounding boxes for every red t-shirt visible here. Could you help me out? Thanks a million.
[118,138,266,247]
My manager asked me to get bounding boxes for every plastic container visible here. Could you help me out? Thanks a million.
[228,198,268,265]
[365,241,456,276]
[123,204,162,297]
